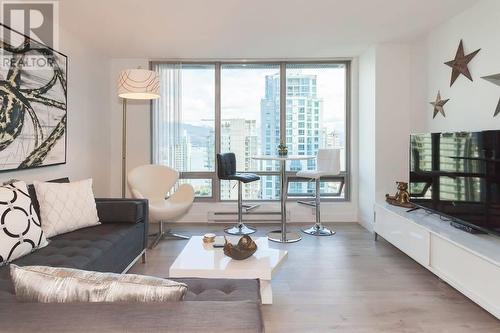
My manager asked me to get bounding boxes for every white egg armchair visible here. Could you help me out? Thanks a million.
[128,164,195,248]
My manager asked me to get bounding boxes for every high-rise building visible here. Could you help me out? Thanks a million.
[220,119,260,200]
[205,129,215,170]
[321,128,340,149]
[261,73,324,198]
[260,74,281,200]
[174,129,191,171]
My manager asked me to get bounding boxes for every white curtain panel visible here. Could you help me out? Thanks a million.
[151,63,183,171]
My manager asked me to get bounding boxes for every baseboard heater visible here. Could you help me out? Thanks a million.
[208,210,285,223]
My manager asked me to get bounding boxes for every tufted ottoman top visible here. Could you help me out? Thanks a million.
[175,278,260,302]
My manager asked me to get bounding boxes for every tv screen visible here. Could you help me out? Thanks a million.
[409,130,500,236]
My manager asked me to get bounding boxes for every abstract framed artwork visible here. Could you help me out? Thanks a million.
[0,23,67,172]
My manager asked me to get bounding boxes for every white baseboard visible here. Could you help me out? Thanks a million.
[174,201,358,223]
[357,215,374,232]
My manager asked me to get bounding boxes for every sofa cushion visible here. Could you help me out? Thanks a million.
[0,267,12,301]
[175,278,261,303]
[0,222,145,301]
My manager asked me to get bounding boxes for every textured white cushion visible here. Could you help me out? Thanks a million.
[0,181,48,265]
[10,265,188,303]
[33,179,100,238]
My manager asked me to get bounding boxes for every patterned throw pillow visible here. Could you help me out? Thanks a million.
[33,178,100,238]
[0,181,48,265]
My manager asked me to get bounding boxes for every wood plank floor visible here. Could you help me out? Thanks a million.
[129,223,500,332]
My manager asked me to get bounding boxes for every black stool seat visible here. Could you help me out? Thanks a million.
[217,153,260,184]
[224,173,260,183]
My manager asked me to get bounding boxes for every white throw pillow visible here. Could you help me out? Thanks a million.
[33,179,100,238]
[0,181,48,265]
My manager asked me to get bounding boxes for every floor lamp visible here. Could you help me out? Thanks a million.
[117,68,160,198]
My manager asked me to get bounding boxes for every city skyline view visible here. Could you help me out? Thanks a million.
[179,65,345,135]
[152,62,348,200]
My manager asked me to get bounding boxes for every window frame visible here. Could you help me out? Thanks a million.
[150,60,351,203]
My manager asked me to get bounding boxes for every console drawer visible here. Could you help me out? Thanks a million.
[375,206,430,266]
[430,234,500,317]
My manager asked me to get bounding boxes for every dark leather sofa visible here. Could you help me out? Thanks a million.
[0,184,263,333]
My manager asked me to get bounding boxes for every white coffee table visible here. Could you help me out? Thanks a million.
[169,236,287,304]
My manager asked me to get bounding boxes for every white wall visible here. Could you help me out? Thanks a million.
[409,39,428,134]
[374,44,411,199]
[358,48,376,231]
[109,58,360,223]
[0,25,111,196]
[357,44,412,232]
[415,0,500,132]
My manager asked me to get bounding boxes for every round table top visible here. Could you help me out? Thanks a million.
[252,154,315,161]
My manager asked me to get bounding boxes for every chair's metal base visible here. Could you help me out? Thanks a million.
[298,179,336,237]
[242,204,260,211]
[149,222,189,249]
[224,181,258,236]
[297,200,316,207]
[302,224,335,236]
[224,223,257,235]
[267,230,302,243]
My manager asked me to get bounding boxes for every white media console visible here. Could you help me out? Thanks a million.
[374,203,500,319]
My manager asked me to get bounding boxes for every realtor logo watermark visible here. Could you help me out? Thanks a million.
[1,1,59,70]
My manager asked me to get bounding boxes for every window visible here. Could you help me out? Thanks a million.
[220,64,280,200]
[152,61,350,201]
[151,64,215,195]
[285,64,347,198]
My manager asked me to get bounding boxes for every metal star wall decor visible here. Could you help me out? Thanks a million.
[482,73,500,117]
[444,39,480,87]
[430,91,449,118]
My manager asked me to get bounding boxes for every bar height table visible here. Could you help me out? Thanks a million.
[252,154,315,243]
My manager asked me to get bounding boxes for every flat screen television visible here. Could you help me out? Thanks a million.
[409,130,500,237]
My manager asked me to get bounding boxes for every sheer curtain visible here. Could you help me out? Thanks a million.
[151,63,182,168]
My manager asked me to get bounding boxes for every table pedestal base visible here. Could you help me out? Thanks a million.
[302,225,336,236]
[267,230,302,243]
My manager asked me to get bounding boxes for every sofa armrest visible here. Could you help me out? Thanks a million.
[95,198,148,224]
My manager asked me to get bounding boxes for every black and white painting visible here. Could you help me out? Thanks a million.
[0,23,67,172]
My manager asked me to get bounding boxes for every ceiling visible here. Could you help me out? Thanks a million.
[59,0,480,59]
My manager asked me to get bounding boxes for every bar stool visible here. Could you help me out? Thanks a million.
[296,148,341,236]
[217,153,260,235]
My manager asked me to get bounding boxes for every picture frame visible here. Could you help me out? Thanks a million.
[0,23,67,172]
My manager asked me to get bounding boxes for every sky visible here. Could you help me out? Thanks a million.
[178,64,346,135]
